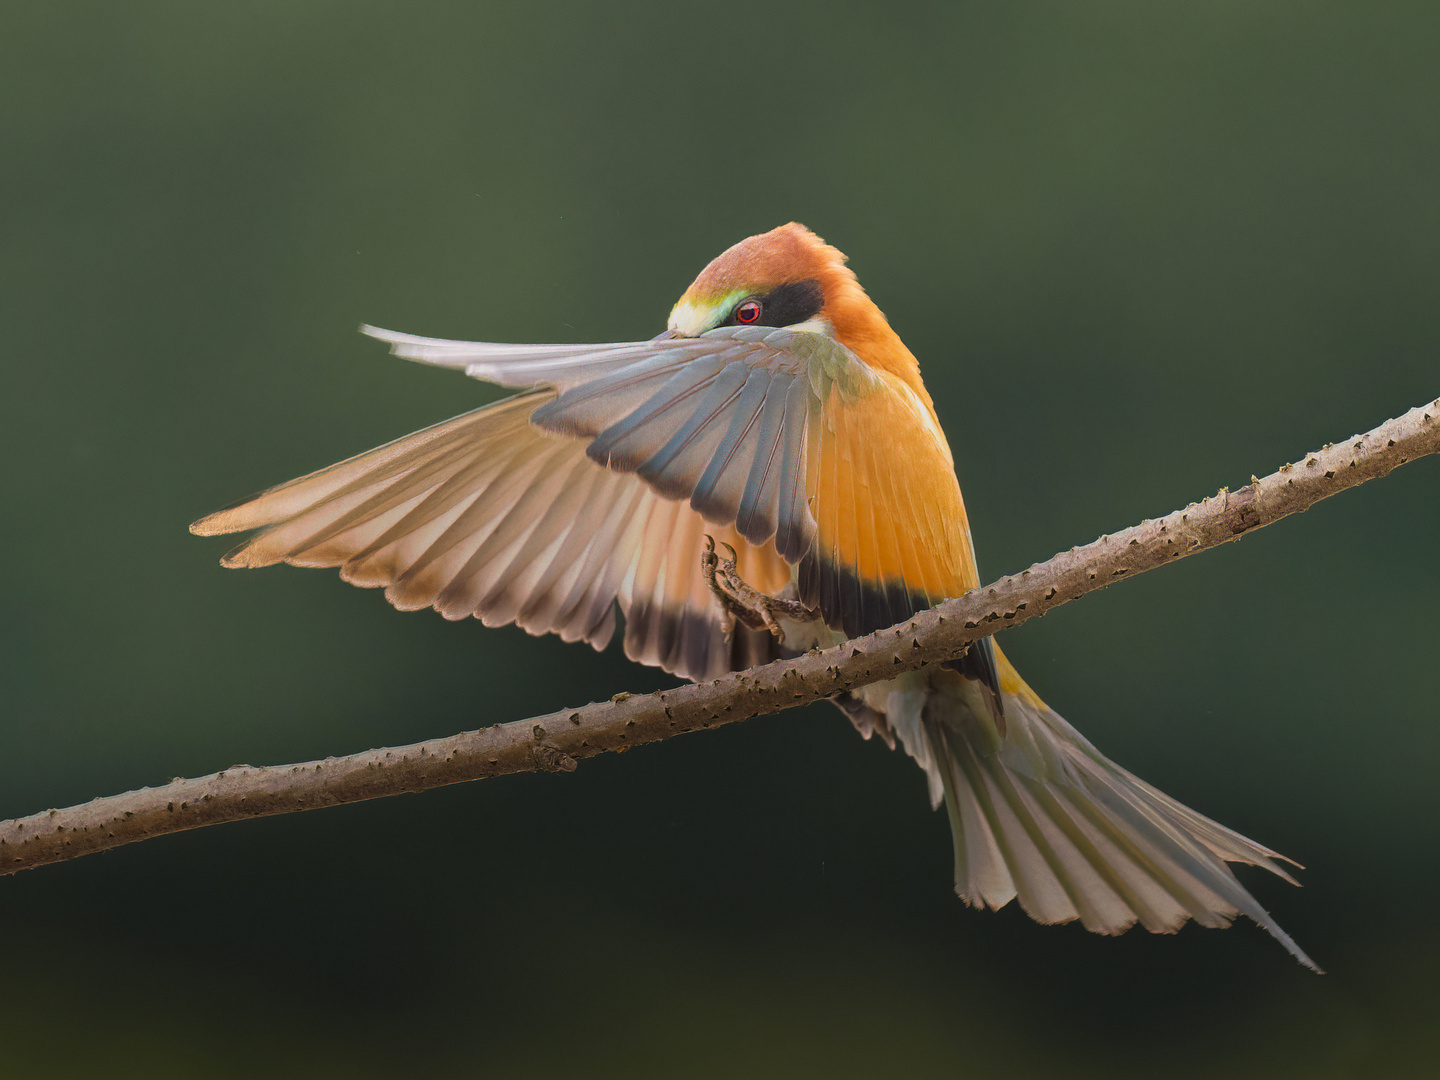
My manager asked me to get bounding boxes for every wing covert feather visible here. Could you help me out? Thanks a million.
[529,327,829,559]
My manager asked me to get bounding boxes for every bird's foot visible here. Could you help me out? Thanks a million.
[701,535,813,640]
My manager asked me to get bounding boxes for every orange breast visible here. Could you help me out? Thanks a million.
[800,369,979,637]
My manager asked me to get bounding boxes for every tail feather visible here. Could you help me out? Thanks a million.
[936,718,1169,933]
[911,648,1320,972]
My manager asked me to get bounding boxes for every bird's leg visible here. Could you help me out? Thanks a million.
[699,536,738,640]
[701,535,814,640]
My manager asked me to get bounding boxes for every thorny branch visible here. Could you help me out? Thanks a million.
[3,397,1437,876]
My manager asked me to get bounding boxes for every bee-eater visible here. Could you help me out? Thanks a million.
[193,223,1316,970]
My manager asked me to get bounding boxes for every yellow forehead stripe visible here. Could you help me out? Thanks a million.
[668,289,747,336]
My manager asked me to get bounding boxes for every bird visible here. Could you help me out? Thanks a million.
[192,222,1317,970]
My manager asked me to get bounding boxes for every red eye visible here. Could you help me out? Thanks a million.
[734,300,762,324]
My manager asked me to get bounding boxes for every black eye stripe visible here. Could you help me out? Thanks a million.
[758,279,824,326]
[722,278,825,328]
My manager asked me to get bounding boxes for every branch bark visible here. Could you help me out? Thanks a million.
[4,397,1437,876]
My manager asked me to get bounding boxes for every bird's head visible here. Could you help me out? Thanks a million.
[666,223,923,389]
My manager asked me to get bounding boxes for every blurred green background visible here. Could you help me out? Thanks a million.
[3,2,1437,1076]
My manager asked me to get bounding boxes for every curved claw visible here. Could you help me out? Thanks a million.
[699,535,813,642]
[699,535,735,640]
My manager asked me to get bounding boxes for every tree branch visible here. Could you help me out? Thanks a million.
[4,398,1436,876]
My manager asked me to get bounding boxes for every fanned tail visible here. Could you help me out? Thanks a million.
[906,647,1319,971]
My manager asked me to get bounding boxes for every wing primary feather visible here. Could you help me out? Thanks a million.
[194,398,542,540]
[688,366,770,525]
[219,444,489,570]
[855,404,901,637]
[476,452,605,627]
[345,444,521,568]
[584,355,727,470]
[387,441,558,601]
[775,377,813,562]
[620,496,678,664]
[277,441,493,564]
[517,469,626,626]
[734,375,791,545]
[636,360,750,500]
[529,355,695,437]
[541,475,650,637]
[362,325,664,389]
[433,443,583,620]
[533,473,648,636]
[392,436,560,589]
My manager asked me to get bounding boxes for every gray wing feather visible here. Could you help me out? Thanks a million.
[362,325,660,391]
[523,327,848,557]
[774,377,813,562]
[198,323,863,675]
[554,354,729,468]
[732,374,793,547]
[689,367,773,527]
[634,359,752,501]
[365,323,866,560]
[522,355,696,438]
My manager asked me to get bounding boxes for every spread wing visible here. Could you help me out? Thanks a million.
[368,325,820,562]
[192,390,787,682]
[370,324,979,635]
[195,324,980,679]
